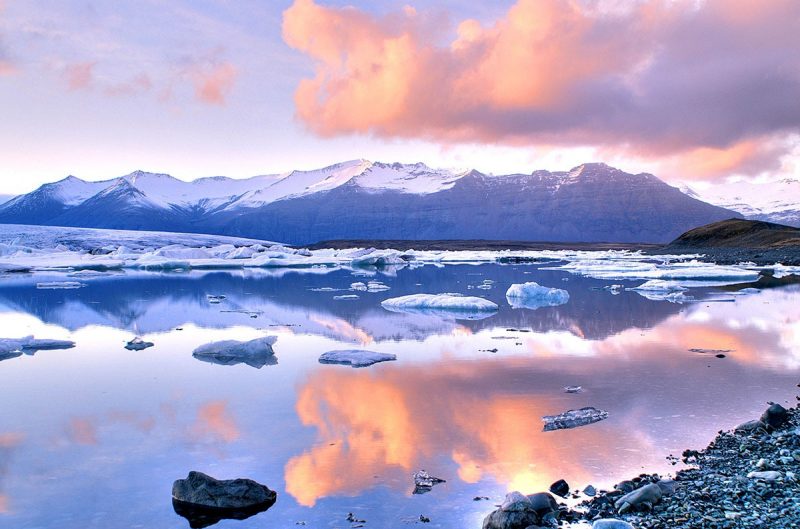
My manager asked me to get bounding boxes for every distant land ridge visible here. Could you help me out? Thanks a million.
[0,161,739,244]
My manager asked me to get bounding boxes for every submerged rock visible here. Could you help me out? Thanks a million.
[192,336,277,368]
[413,470,446,494]
[542,407,608,431]
[318,350,396,368]
[125,337,154,351]
[172,471,276,528]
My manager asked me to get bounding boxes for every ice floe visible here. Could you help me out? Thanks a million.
[505,282,570,310]
[0,336,75,360]
[381,293,498,320]
[318,349,396,367]
[192,336,277,368]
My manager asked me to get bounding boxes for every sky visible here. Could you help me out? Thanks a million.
[0,0,798,194]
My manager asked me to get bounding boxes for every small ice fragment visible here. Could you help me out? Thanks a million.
[206,294,226,304]
[36,281,84,289]
[564,385,582,394]
[125,337,154,351]
[318,350,396,368]
[333,294,359,300]
[413,470,446,494]
[542,407,608,431]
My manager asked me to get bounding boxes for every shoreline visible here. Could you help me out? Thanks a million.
[482,402,800,529]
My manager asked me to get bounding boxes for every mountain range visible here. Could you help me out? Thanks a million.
[0,161,739,244]
[680,179,800,228]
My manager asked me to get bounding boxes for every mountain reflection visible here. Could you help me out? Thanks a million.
[0,265,686,341]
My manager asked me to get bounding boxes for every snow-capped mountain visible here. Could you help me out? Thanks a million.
[679,179,800,227]
[0,161,738,243]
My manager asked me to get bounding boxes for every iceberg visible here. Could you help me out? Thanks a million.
[505,282,570,309]
[542,407,609,431]
[318,349,396,368]
[381,293,498,320]
[192,336,277,368]
[0,336,75,360]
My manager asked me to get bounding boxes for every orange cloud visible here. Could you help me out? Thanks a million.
[191,401,240,443]
[193,62,237,105]
[63,61,95,91]
[285,362,649,506]
[67,418,97,445]
[283,0,800,179]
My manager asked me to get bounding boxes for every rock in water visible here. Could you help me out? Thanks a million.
[413,470,446,494]
[542,407,608,431]
[318,350,396,368]
[192,336,277,368]
[735,419,768,434]
[172,471,276,528]
[482,491,545,529]
[760,403,789,429]
[549,479,570,498]
[614,483,663,513]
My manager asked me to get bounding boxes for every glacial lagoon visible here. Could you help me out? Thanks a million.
[0,262,798,528]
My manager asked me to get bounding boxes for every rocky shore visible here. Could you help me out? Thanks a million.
[483,402,800,529]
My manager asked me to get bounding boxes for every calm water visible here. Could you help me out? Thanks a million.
[0,263,798,528]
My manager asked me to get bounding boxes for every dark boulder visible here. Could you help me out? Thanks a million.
[172,471,276,528]
[760,403,789,430]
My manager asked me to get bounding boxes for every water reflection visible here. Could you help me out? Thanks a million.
[0,265,797,528]
[0,265,688,341]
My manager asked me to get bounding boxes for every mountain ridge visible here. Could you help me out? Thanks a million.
[0,161,739,244]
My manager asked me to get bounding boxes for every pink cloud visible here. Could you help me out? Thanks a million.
[63,61,95,91]
[104,73,152,97]
[282,0,800,179]
[192,62,237,105]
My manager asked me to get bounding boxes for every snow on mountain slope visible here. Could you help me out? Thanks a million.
[679,179,800,227]
[352,161,466,193]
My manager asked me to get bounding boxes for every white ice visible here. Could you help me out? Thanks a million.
[318,349,396,367]
[381,293,498,320]
[505,282,570,310]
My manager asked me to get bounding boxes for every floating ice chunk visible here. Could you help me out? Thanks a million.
[542,407,609,431]
[366,280,390,292]
[318,350,396,367]
[632,280,688,292]
[0,336,75,359]
[350,249,407,267]
[604,284,624,294]
[564,385,582,394]
[505,282,569,310]
[632,280,690,303]
[192,336,277,368]
[125,337,154,351]
[381,293,498,320]
[350,281,367,291]
[207,294,226,304]
[36,281,84,289]
[333,294,359,300]
[412,470,446,494]
[149,245,213,259]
